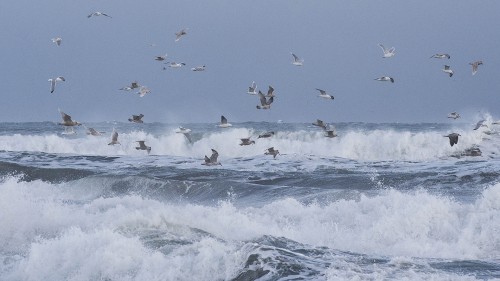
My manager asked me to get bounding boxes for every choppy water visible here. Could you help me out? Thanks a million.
[1,119,499,280]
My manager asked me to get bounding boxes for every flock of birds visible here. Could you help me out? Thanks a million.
[47,11,492,165]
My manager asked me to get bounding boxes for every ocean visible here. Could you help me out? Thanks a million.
[0,119,499,280]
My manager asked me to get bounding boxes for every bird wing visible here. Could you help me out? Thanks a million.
[204,155,211,164]
[60,111,72,122]
[316,88,326,95]
[291,53,299,61]
[267,86,274,96]
[183,133,192,143]
[267,96,274,105]
[221,115,227,124]
[258,92,267,106]
[210,149,219,162]
[112,131,118,142]
[378,44,387,53]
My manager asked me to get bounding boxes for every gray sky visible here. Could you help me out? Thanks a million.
[1,0,499,123]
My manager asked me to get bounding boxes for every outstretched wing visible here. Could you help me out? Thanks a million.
[60,110,72,122]
[221,115,227,124]
[258,92,267,106]
[210,149,219,163]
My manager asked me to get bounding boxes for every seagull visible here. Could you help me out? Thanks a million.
[136,141,151,154]
[374,76,395,83]
[247,81,257,95]
[108,130,120,145]
[469,61,483,75]
[137,86,150,97]
[447,112,460,119]
[444,133,460,147]
[165,62,186,68]
[325,126,338,138]
[312,119,327,130]
[378,44,395,58]
[51,37,62,46]
[202,149,221,166]
[473,120,488,130]
[218,115,232,128]
[87,11,112,18]
[86,127,104,136]
[128,114,144,123]
[119,81,140,91]
[240,138,255,146]
[256,92,273,109]
[316,88,334,100]
[175,127,193,143]
[430,54,450,59]
[48,76,65,93]
[154,54,168,61]
[290,52,304,66]
[258,131,274,138]
[442,65,454,77]
[266,86,275,97]
[265,147,280,158]
[191,65,206,71]
[58,109,81,127]
[175,28,188,42]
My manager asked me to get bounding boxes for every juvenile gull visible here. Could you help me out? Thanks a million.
[86,127,104,136]
[312,119,327,130]
[316,88,334,100]
[258,131,274,138]
[442,65,454,77]
[374,76,394,83]
[128,114,144,123]
[444,133,460,147]
[473,120,488,130]
[175,28,188,42]
[218,115,232,128]
[239,138,255,146]
[430,54,450,59]
[256,92,273,109]
[58,109,81,127]
[378,44,395,58]
[48,76,65,93]
[136,141,151,154]
[154,54,168,61]
[175,126,193,143]
[247,81,257,95]
[108,130,120,145]
[202,149,221,166]
[51,37,62,46]
[119,81,140,91]
[191,65,206,71]
[265,147,280,158]
[447,112,460,119]
[290,52,304,66]
[87,11,112,18]
[469,61,483,75]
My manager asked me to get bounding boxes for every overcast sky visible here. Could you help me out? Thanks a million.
[1,0,499,123]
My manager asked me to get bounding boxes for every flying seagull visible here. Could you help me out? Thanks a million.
[316,88,334,100]
[136,141,151,154]
[256,92,273,109]
[119,81,140,91]
[312,119,327,130]
[442,65,454,77]
[85,127,104,136]
[444,133,460,147]
[473,120,488,130]
[325,126,338,138]
[108,130,120,145]
[87,11,112,18]
[175,28,188,42]
[447,112,460,119]
[175,126,193,143]
[51,37,62,46]
[239,138,255,146]
[137,86,150,97]
[247,81,257,95]
[48,76,65,93]
[58,109,81,127]
[258,131,274,138]
[218,115,232,128]
[430,54,450,59]
[128,114,144,123]
[469,61,483,75]
[265,147,280,158]
[154,54,168,61]
[202,149,221,166]
[165,62,186,68]
[375,76,395,83]
[290,52,304,66]
[191,65,206,71]
[378,43,395,58]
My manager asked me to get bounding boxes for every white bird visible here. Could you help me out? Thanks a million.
[325,126,338,138]
[202,149,221,166]
[290,52,304,66]
[378,43,395,58]
[374,76,394,83]
[87,11,112,18]
[256,92,274,109]
[137,86,150,97]
[430,54,450,59]
[51,37,62,46]
[191,65,206,71]
[444,133,460,147]
[473,120,488,130]
[165,62,186,68]
[218,115,232,128]
[447,112,460,119]
[247,81,257,95]
[175,127,193,143]
[108,130,120,145]
[442,65,454,77]
[175,28,188,42]
[316,88,334,100]
[312,119,327,130]
[135,141,151,154]
[48,76,65,93]
[469,61,483,75]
